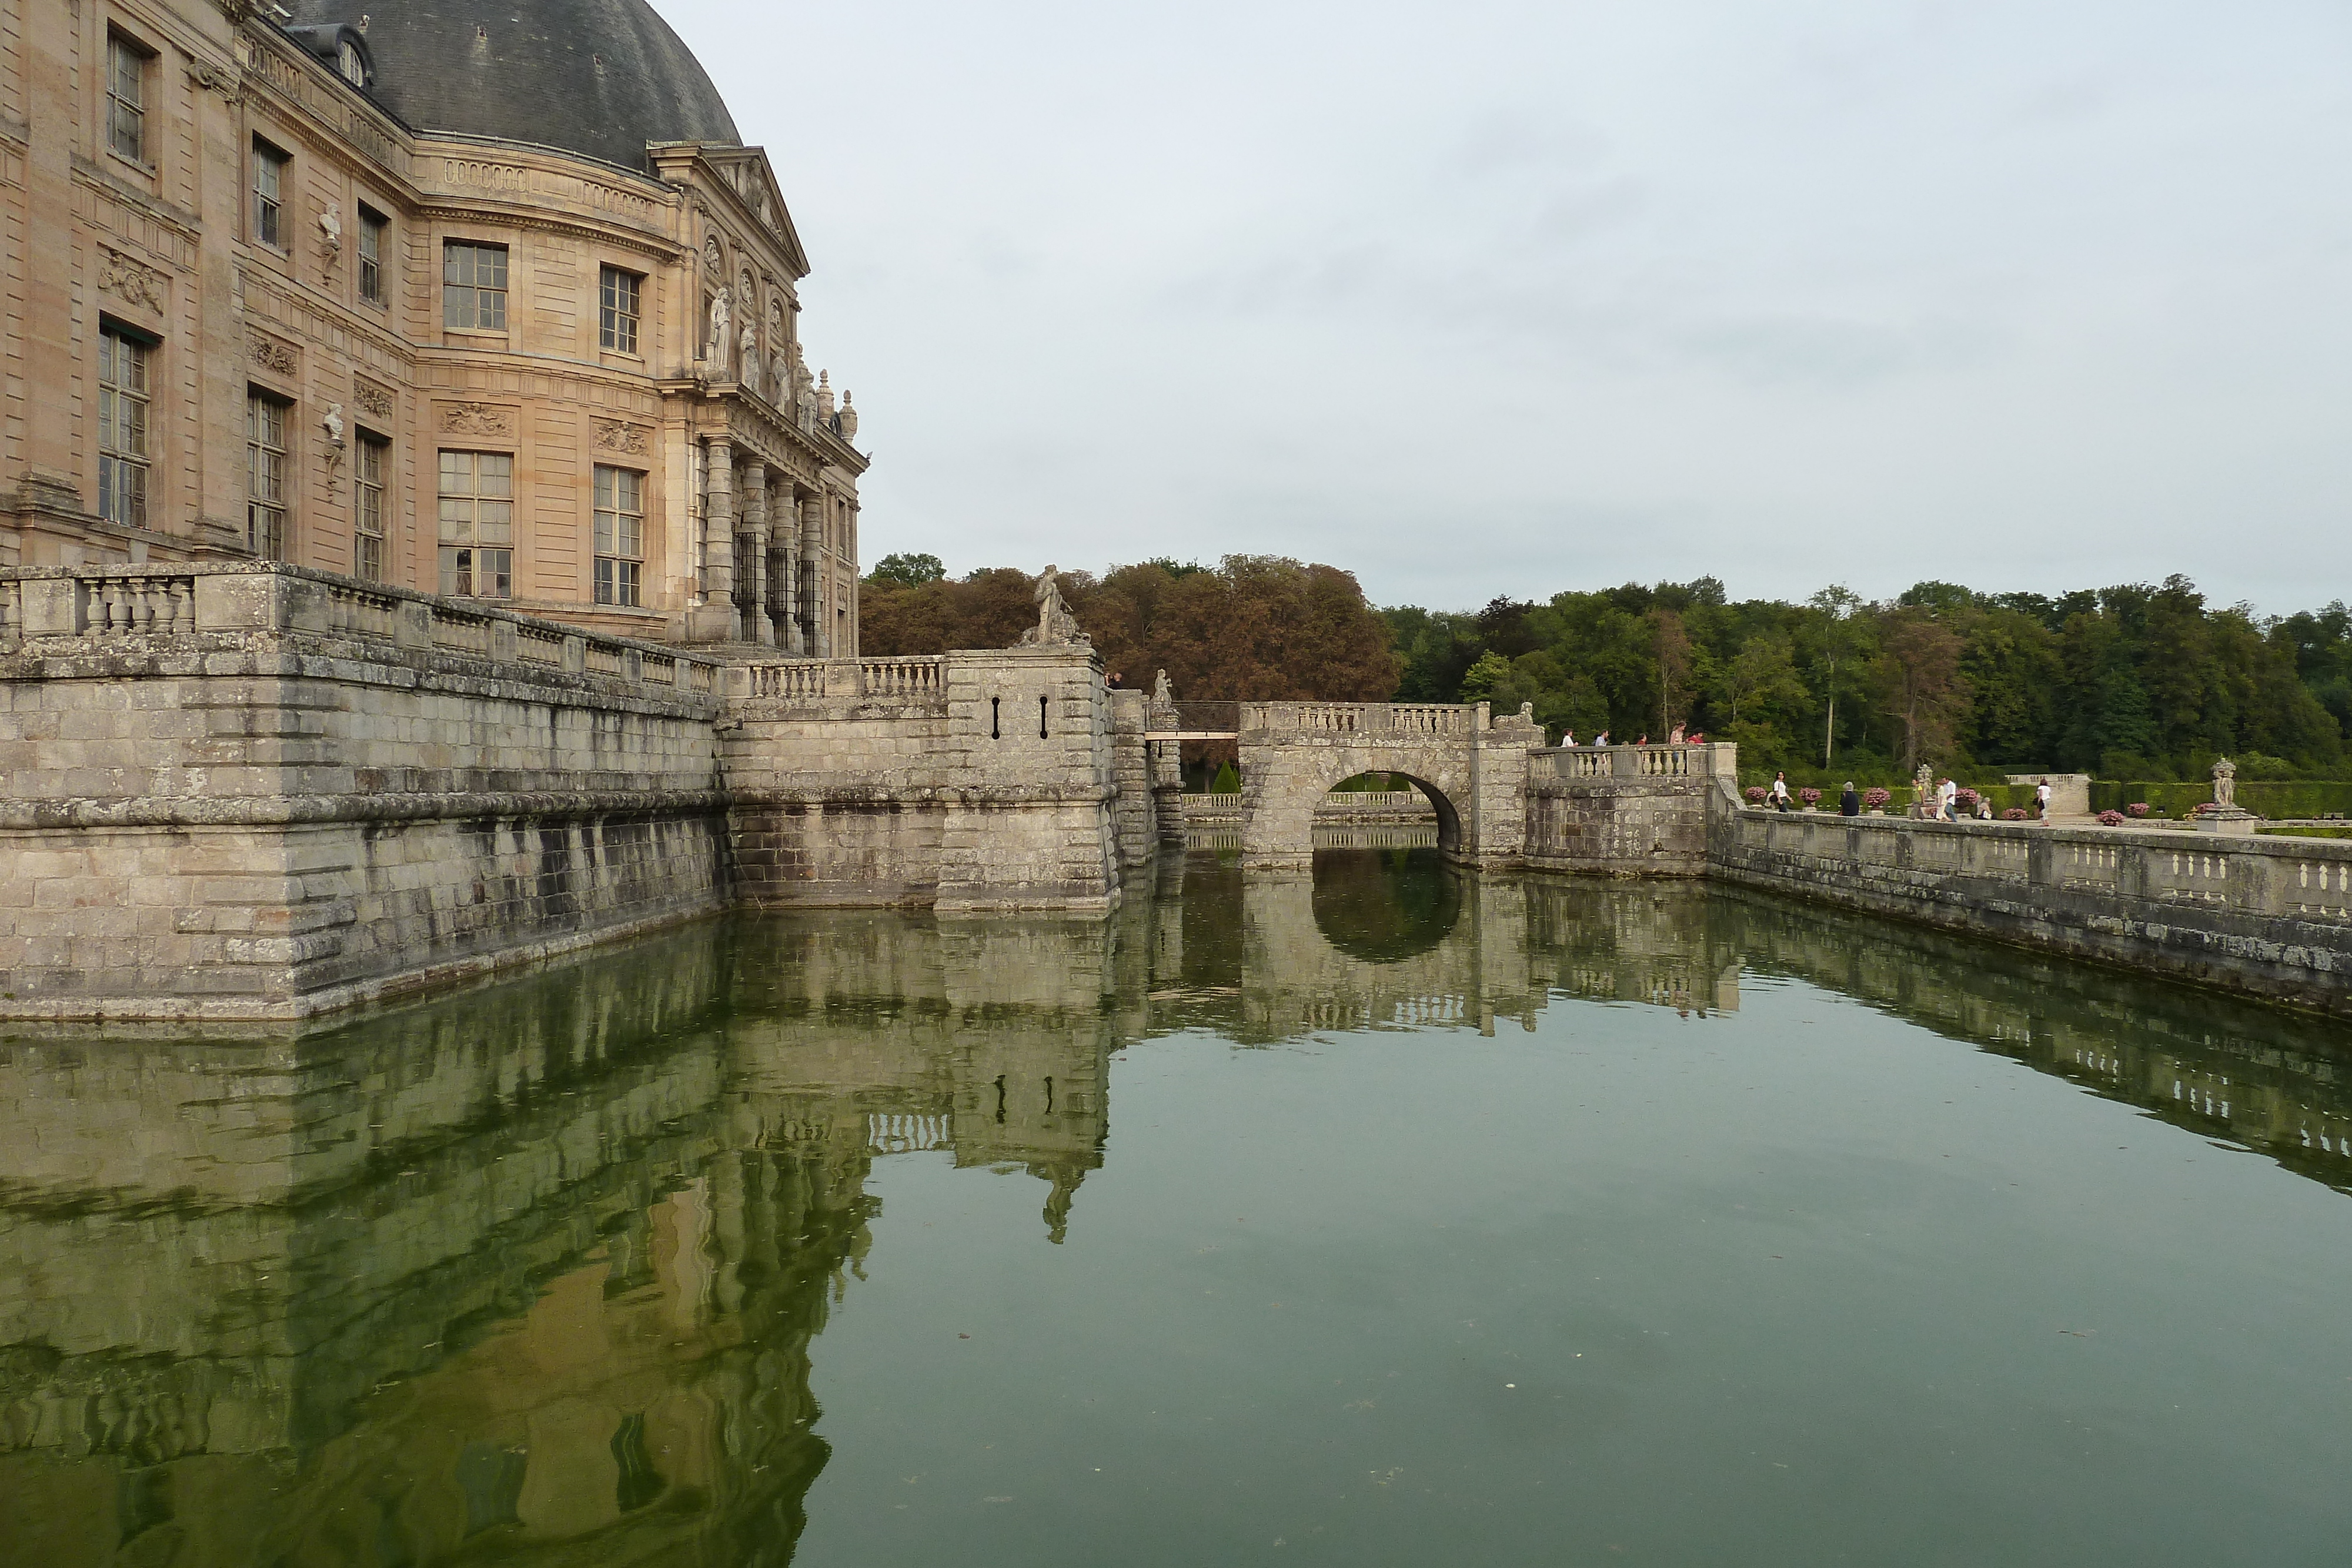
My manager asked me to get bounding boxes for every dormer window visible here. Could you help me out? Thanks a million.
[338,39,366,86]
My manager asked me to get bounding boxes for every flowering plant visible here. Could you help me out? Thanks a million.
[1799,787,1822,807]
[1746,786,1767,803]
[2097,809,2126,826]
[2127,802,2151,817]
[2002,807,2029,820]
[1954,788,1982,810]
[1863,787,1891,810]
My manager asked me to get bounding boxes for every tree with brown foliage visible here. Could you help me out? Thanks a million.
[860,556,1400,703]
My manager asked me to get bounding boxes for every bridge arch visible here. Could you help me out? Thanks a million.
[1217,701,1542,870]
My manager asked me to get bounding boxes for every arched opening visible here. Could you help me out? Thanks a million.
[1317,769,1460,856]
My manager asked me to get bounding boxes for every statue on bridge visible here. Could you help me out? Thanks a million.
[1020,565,1088,647]
[1153,669,1172,704]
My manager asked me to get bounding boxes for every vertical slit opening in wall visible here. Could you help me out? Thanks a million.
[1040,695,1049,738]
[991,697,1000,740]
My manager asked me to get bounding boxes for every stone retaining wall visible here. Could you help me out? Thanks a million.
[1,565,731,1019]
[1521,744,1737,877]
[1709,807,2352,1018]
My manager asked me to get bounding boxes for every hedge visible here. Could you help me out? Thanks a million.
[2086,780,2352,819]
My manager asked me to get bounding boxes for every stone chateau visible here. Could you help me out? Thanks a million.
[2,0,864,651]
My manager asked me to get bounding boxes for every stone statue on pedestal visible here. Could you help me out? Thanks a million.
[1020,565,1087,647]
[2212,756,2237,808]
[705,286,731,368]
[1152,669,1172,704]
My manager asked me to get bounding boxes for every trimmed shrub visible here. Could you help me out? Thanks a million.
[1210,761,1242,794]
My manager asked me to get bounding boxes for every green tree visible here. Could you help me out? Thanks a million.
[866,551,946,586]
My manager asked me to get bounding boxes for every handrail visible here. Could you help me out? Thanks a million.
[0,563,721,698]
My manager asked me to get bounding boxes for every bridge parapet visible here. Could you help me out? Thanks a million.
[1531,742,1738,782]
[1239,701,1478,735]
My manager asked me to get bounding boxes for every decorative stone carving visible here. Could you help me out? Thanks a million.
[439,402,513,436]
[770,349,790,404]
[705,285,731,367]
[317,206,342,266]
[793,347,817,428]
[592,417,649,456]
[838,392,857,442]
[1153,669,1172,704]
[321,403,345,446]
[98,247,165,312]
[703,235,723,277]
[185,59,245,104]
[739,321,759,396]
[1020,565,1088,647]
[817,370,834,422]
[249,334,298,375]
[2212,756,2237,809]
[353,380,395,417]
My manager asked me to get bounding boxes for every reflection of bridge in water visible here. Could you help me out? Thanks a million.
[4,851,2351,1557]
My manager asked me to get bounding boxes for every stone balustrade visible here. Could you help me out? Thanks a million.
[0,563,721,697]
[746,655,947,704]
[1529,742,1736,781]
[1713,807,2352,1017]
[1237,701,1478,734]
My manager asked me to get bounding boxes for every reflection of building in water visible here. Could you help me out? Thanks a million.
[0,915,1125,1562]
[1144,842,1739,1046]
[1715,885,2352,1193]
[9,850,2347,1560]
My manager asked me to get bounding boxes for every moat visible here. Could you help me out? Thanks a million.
[5,838,2352,1566]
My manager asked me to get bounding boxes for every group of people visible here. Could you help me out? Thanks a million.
[1562,725,1705,748]
[1763,773,2055,821]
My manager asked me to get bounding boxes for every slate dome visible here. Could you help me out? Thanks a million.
[289,0,739,172]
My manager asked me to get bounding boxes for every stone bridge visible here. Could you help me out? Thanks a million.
[1149,699,1549,870]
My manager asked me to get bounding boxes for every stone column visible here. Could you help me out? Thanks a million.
[776,485,803,654]
[741,461,773,646]
[691,439,736,642]
[801,495,826,656]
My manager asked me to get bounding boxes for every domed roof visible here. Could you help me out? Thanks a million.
[289,0,739,172]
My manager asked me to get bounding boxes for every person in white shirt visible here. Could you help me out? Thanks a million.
[1769,773,1793,811]
[1561,729,1576,748]
[1938,777,1959,821]
[2036,781,2052,821]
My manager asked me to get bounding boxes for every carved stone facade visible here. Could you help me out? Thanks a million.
[0,0,867,649]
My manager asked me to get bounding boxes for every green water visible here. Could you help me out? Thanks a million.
[5,842,2352,1566]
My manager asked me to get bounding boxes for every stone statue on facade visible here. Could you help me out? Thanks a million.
[738,320,759,394]
[706,286,731,367]
[770,349,791,404]
[1020,565,1088,646]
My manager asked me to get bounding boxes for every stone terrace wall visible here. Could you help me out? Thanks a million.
[723,643,1127,912]
[1710,807,2352,1018]
[0,564,728,1019]
[1522,744,1739,877]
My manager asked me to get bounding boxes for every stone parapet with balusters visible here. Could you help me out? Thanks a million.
[1710,808,2352,1019]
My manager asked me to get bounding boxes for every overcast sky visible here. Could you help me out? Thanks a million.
[666,0,2352,615]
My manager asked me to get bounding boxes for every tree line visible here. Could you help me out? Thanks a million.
[863,554,2352,784]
